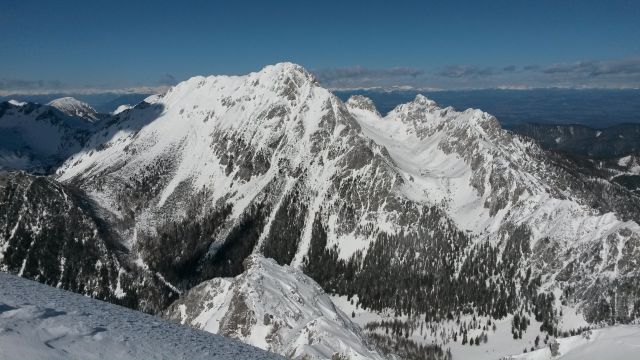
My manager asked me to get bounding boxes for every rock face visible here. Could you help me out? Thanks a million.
[3,63,640,358]
[164,255,384,359]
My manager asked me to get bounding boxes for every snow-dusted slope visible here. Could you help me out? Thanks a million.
[505,325,640,360]
[164,255,384,360]
[0,271,283,360]
[48,97,101,122]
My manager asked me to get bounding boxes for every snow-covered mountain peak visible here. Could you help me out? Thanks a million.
[388,93,439,114]
[412,93,438,107]
[112,104,133,115]
[47,97,99,122]
[257,62,316,82]
[7,99,26,107]
[387,94,495,128]
[161,62,317,103]
[346,95,380,116]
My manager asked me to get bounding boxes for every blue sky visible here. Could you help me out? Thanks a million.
[1,0,639,92]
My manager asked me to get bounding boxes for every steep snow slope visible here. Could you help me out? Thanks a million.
[164,255,384,359]
[505,325,640,360]
[0,271,283,360]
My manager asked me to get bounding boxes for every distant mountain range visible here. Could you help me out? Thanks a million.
[334,88,640,127]
[0,93,151,114]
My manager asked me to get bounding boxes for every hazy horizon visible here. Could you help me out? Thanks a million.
[2,0,639,93]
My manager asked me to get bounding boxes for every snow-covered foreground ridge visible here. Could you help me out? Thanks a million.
[0,271,283,360]
[164,255,384,360]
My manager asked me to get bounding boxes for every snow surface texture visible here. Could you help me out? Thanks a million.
[0,271,283,360]
[504,325,640,360]
[164,255,384,360]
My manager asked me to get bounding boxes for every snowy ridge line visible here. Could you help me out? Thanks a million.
[164,255,386,360]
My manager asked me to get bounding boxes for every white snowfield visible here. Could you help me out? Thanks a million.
[0,271,284,360]
[165,255,384,360]
[505,325,640,360]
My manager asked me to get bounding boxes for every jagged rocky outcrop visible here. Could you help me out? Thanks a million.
[164,255,384,359]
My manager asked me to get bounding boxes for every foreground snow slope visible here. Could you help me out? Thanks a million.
[0,271,283,360]
[505,325,640,360]
[164,255,384,360]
